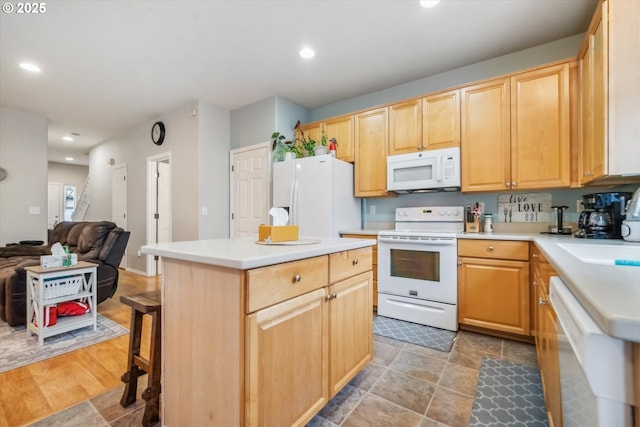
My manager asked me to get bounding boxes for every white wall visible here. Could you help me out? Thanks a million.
[88,100,230,274]
[198,100,231,239]
[47,162,89,196]
[0,107,48,245]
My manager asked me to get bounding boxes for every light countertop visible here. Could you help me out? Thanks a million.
[141,236,376,270]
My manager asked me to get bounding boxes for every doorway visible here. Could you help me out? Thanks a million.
[147,153,172,276]
[47,182,62,229]
[229,142,270,238]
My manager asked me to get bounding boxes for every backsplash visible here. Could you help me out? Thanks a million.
[362,184,640,233]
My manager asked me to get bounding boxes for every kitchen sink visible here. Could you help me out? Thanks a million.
[558,243,640,266]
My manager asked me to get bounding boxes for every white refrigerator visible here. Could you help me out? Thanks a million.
[272,154,361,237]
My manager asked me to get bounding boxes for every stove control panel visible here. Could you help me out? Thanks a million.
[395,206,464,222]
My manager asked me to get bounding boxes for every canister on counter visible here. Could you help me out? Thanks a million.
[483,213,493,233]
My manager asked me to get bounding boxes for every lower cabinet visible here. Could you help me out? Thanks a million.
[457,239,530,336]
[531,244,563,427]
[161,248,373,427]
[340,233,378,308]
[246,288,328,427]
[246,248,373,427]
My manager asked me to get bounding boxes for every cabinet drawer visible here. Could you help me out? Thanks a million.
[458,239,529,261]
[246,256,328,313]
[329,247,372,283]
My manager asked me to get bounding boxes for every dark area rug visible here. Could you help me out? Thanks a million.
[372,315,456,352]
[469,357,549,426]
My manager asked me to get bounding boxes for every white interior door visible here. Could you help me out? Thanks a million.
[112,165,127,268]
[157,160,171,245]
[230,142,270,238]
[47,182,62,229]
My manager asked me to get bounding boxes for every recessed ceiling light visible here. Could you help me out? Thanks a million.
[63,136,74,142]
[420,0,440,8]
[299,47,315,59]
[65,157,74,161]
[19,62,41,73]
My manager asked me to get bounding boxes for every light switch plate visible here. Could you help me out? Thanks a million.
[29,206,40,215]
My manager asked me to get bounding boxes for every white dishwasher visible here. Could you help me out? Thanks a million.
[549,276,635,427]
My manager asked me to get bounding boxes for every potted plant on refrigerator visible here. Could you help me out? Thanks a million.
[271,132,296,162]
[314,129,329,156]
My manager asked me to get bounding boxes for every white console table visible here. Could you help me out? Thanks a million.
[25,261,98,345]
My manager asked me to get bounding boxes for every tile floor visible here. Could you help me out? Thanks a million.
[28,330,538,427]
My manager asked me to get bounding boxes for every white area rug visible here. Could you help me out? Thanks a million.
[0,314,128,373]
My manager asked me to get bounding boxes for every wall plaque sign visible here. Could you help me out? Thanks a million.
[497,193,552,223]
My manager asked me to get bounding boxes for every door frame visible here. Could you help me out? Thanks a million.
[111,164,128,269]
[229,141,271,238]
[146,152,172,276]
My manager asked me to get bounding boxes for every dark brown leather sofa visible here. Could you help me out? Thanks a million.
[0,221,130,327]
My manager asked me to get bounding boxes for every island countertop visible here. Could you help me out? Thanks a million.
[141,236,377,270]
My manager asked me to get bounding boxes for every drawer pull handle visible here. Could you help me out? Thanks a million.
[488,246,494,251]
[539,297,548,306]
[294,274,301,283]
[352,259,359,266]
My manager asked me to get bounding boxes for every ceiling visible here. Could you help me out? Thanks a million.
[0,0,597,166]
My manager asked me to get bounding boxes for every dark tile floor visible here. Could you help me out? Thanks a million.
[28,330,538,427]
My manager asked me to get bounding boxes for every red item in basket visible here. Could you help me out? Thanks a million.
[57,301,91,316]
[33,305,57,327]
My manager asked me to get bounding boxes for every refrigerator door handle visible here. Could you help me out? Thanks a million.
[291,180,299,225]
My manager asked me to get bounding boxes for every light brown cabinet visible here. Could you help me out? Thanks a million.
[461,62,571,192]
[161,247,373,427]
[355,107,389,197]
[531,244,562,427]
[340,233,378,308]
[457,239,530,336]
[324,114,355,162]
[388,90,460,156]
[389,99,422,155]
[578,0,640,185]
[422,89,460,150]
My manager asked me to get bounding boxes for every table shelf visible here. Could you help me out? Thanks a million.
[25,261,98,345]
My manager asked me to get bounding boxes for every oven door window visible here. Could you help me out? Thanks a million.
[390,249,439,282]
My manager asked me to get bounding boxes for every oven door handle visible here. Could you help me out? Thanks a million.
[378,237,456,245]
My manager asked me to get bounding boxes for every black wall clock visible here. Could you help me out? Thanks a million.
[151,121,166,145]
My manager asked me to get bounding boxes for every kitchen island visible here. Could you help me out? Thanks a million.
[141,236,376,427]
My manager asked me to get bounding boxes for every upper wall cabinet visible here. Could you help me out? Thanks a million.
[389,99,422,155]
[324,114,355,163]
[355,107,389,197]
[461,62,571,192]
[579,0,640,185]
[388,90,460,156]
[422,89,460,151]
[461,78,511,192]
[511,63,571,190]
[298,116,354,163]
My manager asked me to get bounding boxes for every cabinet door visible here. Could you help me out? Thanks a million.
[355,107,389,197]
[246,288,328,427]
[538,287,563,427]
[324,115,355,163]
[458,257,530,335]
[460,78,511,192]
[589,6,607,182]
[422,89,460,150]
[511,63,570,190]
[298,122,322,151]
[328,271,373,397]
[389,99,422,155]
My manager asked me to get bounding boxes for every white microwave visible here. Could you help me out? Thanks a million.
[387,147,461,193]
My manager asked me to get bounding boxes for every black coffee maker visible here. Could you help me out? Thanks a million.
[576,192,633,238]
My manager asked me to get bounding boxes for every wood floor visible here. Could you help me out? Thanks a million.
[0,270,160,427]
